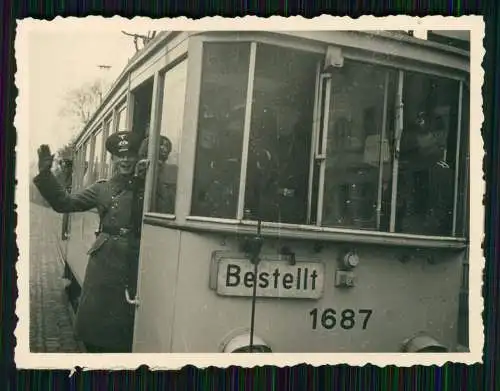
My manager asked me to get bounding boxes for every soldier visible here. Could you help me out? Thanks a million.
[33,131,147,353]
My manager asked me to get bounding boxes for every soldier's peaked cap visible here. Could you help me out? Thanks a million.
[105,131,143,157]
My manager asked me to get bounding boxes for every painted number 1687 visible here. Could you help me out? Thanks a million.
[309,308,373,330]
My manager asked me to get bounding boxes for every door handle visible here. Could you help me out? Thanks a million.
[125,288,140,306]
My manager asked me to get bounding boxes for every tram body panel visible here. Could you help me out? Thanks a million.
[65,211,100,286]
[134,225,463,352]
[53,214,69,261]
[132,225,181,352]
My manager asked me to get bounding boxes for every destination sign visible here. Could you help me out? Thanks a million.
[215,258,325,299]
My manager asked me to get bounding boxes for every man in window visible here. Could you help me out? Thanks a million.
[33,131,146,353]
[399,111,454,235]
[138,135,176,214]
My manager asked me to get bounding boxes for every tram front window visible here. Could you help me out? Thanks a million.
[190,40,467,238]
[191,42,250,218]
[321,61,397,230]
[244,44,318,224]
[397,72,460,236]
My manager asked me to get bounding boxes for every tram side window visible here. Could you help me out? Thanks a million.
[244,44,318,224]
[191,43,251,218]
[396,72,460,236]
[116,105,128,132]
[151,60,188,215]
[72,147,83,191]
[91,129,104,182]
[131,79,154,140]
[77,147,86,191]
[103,117,114,178]
[82,140,93,188]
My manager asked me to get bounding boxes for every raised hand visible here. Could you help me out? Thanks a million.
[134,159,151,178]
[37,144,54,173]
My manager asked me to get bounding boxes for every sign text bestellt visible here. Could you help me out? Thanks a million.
[224,263,320,291]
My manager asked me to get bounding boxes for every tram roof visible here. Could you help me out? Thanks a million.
[74,29,470,147]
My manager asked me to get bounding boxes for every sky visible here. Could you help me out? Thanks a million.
[27,27,150,158]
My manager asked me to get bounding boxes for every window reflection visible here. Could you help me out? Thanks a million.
[77,148,85,191]
[92,129,104,182]
[82,142,92,187]
[397,72,459,236]
[151,60,188,214]
[322,62,397,231]
[244,44,318,223]
[191,43,251,218]
[116,105,127,132]
[103,118,114,177]
[71,148,81,191]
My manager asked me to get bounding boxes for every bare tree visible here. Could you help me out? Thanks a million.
[55,78,108,184]
[59,78,110,128]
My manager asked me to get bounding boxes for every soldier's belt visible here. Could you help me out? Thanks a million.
[101,227,133,236]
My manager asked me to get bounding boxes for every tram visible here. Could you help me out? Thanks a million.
[56,30,470,353]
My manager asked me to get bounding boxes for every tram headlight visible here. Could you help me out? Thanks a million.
[343,250,359,269]
[400,332,448,353]
[220,331,272,353]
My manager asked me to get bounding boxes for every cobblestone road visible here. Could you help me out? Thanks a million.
[30,202,85,353]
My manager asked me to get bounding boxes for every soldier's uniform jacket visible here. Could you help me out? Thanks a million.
[33,168,145,352]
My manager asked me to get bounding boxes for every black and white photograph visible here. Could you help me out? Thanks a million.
[15,16,484,369]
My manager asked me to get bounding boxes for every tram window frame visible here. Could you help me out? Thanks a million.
[77,146,86,191]
[243,43,320,225]
[315,60,399,232]
[79,146,86,189]
[91,127,105,182]
[116,103,128,132]
[82,136,95,188]
[149,59,188,215]
[191,41,252,219]
[394,71,462,237]
[102,115,114,178]
[189,40,469,239]
[71,146,82,191]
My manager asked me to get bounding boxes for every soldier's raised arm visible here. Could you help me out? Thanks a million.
[33,144,100,213]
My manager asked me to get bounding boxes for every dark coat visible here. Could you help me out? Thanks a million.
[33,170,144,352]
